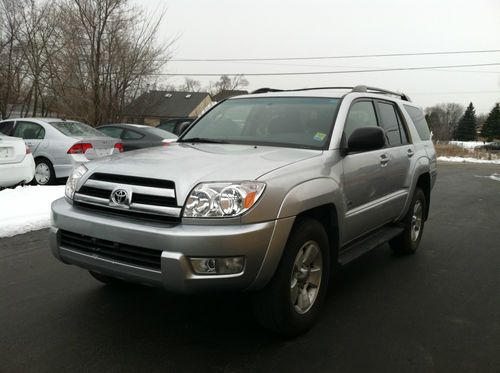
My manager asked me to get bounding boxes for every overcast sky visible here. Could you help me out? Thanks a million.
[137,0,500,113]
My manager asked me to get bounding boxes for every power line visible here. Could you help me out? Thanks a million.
[150,62,500,77]
[167,49,500,62]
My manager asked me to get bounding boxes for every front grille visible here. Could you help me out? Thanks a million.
[73,201,181,224]
[60,230,162,270]
[79,186,111,199]
[74,172,181,222]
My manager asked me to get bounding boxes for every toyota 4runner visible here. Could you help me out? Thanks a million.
[50,85,437,336]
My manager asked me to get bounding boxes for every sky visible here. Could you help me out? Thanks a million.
[135,0,500,113]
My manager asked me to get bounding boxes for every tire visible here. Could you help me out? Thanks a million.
[252,218,330,336]
[390,187,426,254]
[88,271,129,286]
[33,158,56,185]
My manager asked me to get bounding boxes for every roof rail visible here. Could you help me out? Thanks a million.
[352,85,411,102]
[251,85,411,101]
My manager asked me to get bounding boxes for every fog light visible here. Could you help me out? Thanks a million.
[190,257,245,275]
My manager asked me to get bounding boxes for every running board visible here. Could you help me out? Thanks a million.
[338,226,404,265]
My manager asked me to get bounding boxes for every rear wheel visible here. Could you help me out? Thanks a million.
[253,218,330,336]
[34,158,55,185]
[390,187,426,254]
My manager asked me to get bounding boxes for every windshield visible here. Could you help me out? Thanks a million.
[50,121,105,137]
[180,97,340,149]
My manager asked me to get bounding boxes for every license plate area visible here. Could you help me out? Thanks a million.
[0,147,10,158]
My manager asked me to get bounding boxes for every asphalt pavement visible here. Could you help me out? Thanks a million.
[1,162,499,373]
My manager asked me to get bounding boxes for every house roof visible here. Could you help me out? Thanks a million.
[123,91,211,118]
[212,90,248,102]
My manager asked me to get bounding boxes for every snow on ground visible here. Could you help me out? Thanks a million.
[438,156,500,165]
[448,141,491,149]
[0,185,65,238]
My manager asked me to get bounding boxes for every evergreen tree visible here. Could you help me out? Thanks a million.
[455,102,477,141]
[481,103,500,142]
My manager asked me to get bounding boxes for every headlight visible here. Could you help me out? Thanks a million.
[183,181,265,218]
[65,164,88,199]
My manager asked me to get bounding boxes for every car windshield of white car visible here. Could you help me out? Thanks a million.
[50,122,105,137]
[180,97,340,150]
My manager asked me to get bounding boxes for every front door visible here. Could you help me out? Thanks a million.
[12,121,45,154]
[341,99,399,245]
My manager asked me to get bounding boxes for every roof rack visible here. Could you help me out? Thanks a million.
[250,85,411,102]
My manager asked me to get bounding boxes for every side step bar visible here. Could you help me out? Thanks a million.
[338,226,404,265]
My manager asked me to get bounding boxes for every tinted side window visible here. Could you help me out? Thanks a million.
[377,102,408,146]
[344,101,378,140]
[13,121,45,140]
[0,121,15,135]
[404,105,431,141]
[122,129,144,140]
[158,122,175,133]
[99,127,123,139]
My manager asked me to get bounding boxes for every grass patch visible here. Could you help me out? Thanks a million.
[434,143,499,160]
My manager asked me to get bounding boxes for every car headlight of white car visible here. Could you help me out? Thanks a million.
[65,164,88,199]
[183,181,266,218]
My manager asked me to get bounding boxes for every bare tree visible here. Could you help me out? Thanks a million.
[50,0,172,125]
[0,0,28,119]
[209,74,249,96]
[425,103,464,141]
[178,78,202,92]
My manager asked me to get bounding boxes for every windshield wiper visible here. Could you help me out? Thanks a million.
[180,137,229,144]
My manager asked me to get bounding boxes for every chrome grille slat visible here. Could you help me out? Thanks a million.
[85,179,175,198]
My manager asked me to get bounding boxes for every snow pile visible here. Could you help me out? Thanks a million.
[438,156,500,165]
[448,141,490,149]
[0,185,65,238]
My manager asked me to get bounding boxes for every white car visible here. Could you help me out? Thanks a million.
[0,134,35,188]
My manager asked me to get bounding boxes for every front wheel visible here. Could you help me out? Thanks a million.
[390,187,426,254]
[252,218,330,336]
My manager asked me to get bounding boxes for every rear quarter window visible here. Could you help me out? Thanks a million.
[404,105,431,141]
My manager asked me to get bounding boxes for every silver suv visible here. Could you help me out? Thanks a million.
[50,86,437,335]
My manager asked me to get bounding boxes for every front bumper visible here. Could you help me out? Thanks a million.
[50,198,294,293]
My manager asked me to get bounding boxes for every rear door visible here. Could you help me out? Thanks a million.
[11,121,45,153]
[374,100,414,211]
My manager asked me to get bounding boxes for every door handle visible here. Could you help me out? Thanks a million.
[380,154,389,166]
[407,149,415,158]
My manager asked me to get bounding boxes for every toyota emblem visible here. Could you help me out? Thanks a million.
[111,189,129,205]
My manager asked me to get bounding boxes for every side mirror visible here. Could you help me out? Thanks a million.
[347,126,386,153]
[176,121,192,136]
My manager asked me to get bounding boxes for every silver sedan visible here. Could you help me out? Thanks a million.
[0,118,123,185]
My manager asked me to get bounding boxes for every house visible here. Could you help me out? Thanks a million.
[212,89,248,102]
[122,91,213,126]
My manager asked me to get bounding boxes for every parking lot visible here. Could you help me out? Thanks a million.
[1,162,499,372]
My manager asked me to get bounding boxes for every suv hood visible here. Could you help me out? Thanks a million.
[88,143,321,203]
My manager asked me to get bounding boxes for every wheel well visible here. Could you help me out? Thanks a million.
[416,173,431,220]
[296,204,339,262]
[35,156,52,165]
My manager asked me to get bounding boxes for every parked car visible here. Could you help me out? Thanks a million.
[50,86,437,336]
[0,118,123,185]
[156,117,195,136]
[97,124,177,151]
[475,141,500,151]
[0,134,35,188]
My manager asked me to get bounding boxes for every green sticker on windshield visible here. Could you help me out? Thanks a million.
[313,132,326,141]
